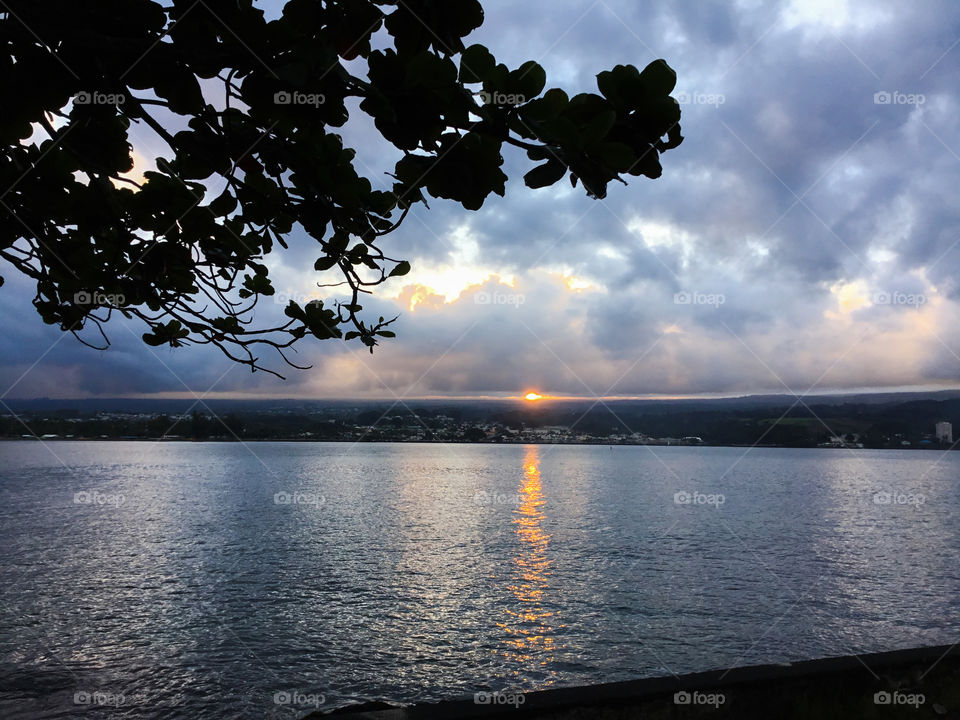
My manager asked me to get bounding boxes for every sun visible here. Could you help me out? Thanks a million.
[524,392,543,402]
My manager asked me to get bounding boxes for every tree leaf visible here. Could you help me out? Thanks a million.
[524,158,567,188]
[460,44,496,83]
[640,59,677,97]
[389,260,411,277]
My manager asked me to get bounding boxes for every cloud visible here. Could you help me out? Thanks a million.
[2,0,960,399]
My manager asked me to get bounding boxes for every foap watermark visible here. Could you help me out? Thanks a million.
[475,90,526,106]
[873,291,926,308]
[674,690,725,708]
[874,91,925,106]
[874,690,925,708]
[274,491,325,507]
[474,690,526,707]
[273,690,325,710]
[74,290,126,307]
[473,490,523,506]
[675,91,725,107]
[274,290,324,306]
[674,490,725,508]
[73,91,126,106]
[873,489,926,508]
[74,490,126,507]
[474,291,525,308]
[74,690,125,707]
[674,291,725,308]
[274,91,325,107]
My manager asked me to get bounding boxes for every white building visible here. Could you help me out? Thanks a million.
[935,421,953,444]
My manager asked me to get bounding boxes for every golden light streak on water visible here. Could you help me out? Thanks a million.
[496,445,564,685]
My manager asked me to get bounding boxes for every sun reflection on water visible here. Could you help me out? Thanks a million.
[497,445,563,685]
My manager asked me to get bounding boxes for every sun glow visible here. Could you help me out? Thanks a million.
[524,392,543,402]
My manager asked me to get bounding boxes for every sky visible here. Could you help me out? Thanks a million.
[2,0,960,400]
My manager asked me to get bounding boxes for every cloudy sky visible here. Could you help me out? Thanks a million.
[3,0,960,400]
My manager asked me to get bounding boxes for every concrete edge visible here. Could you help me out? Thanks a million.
[308,642,960,719]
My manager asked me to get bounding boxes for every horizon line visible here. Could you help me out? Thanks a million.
[6,384,960,403]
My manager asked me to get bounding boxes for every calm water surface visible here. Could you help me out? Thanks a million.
[1,441,958,718]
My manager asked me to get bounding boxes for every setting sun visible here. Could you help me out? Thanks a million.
[524,392,543,401]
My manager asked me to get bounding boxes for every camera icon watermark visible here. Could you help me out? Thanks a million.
[273,690,325,709]
[474,690,526,707]
[274,491,325,507]
[674,291,725,308]
[674,690,725,707]
[873,91,925,106]
[74,291,126,307]
[74,490,126,507]
[474,291,525,308]
[872,291,926,308]
[674,490,725,508]
[873,690,925,707]
[274,91,325,107]
[873,489,926,508]
[73,91,126,106]
[675,91,725,107]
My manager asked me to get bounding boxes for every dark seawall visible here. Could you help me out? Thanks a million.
[307,643,960,719]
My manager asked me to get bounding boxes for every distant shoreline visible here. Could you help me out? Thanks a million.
[4,392,954,450]
[1,437,955,450]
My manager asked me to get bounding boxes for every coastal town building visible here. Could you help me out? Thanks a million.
[935,421,953,445]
